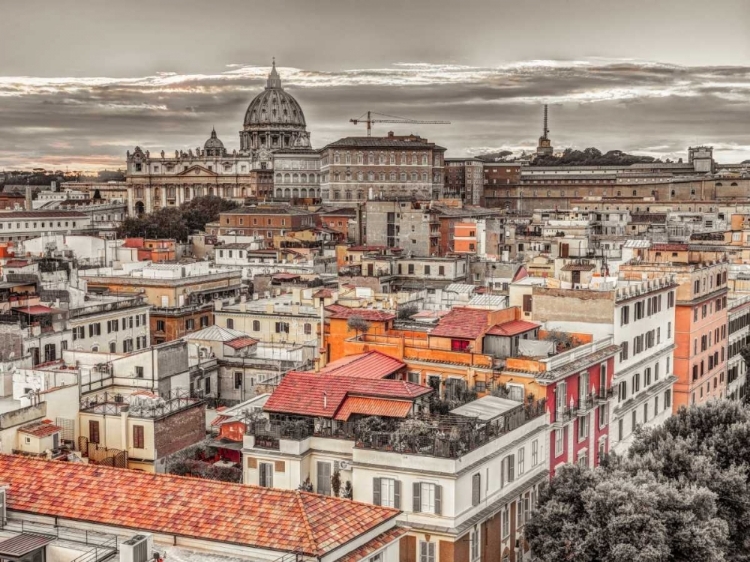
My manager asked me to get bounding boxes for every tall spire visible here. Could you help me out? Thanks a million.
[543,104,549,140]
[211,126,217,138]
[266,58,282,89]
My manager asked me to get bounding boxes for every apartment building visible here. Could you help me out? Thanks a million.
[242,362,548,562]
[621,252,729,410]
[68,294,151,354]
[0,211,91,242]
[363,199,440,256]
[727,296,750,401]
[209,205,318,245]
[82,262,242,345]
[444,158,484,204]
[527,265,678,454]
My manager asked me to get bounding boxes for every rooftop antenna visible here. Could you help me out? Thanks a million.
[543,105,549,140]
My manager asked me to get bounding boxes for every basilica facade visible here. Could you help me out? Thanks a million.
[125,62,314,215]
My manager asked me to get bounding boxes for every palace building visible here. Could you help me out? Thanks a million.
[125,61,314,215]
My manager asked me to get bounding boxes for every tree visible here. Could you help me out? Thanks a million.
[331,468,342,497]
[397,304,419,320]
[181,195,239,233]
[117,206,190,241]
[347,315,371,338]
[527,465,728,562]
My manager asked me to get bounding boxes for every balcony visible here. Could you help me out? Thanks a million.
[247,419,357,450]
[356,399,547,459]
[595,386,614,404]
[576,394,595,415]
[550,405,577,426]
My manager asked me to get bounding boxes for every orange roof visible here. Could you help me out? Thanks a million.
[430,307,490,339]
[318,351,406,380]
[334,527,407,562]
[334,397,413,421]
[18,421,62,437]
[325,305,396,322]
[0,455,399,557]
[266,372,431,418]
[486,320,539,337]
[225,337,258,350]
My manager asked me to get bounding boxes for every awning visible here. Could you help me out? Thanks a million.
[0,534,55,558]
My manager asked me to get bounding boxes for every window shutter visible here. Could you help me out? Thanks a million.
[472,473,480,506]
[413,482,421,512]
[508,454,515,482]
[394,479,402,509]
[500,457,505,488]
[247,457,257,469]
[434,485,442,515]
[373,478,381,506]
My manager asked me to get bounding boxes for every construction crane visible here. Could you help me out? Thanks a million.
[350,111,450,136]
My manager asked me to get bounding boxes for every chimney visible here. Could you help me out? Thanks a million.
[25,186,32,210]
[387,131,394,138]
[323,391,328,410]
[120,404,129,450]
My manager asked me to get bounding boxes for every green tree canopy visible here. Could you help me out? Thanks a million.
[117,195,239,242]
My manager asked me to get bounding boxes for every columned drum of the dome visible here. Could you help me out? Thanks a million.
[239,61,311,152]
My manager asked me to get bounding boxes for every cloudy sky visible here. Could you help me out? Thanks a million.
[1,0,750,171]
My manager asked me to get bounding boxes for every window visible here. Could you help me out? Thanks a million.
[275,322,290,334]
[620,306,629,325]
[123,339,133,353]
[438,266,445,276]
[185,319,195,331]
[373,478,400,508]
[502,505,510,538]
[578,415,588,441]
[252,320,260,331]
[133,425,145,449]
[234,372,242,389]
[532,439,539,466]
[414,482,441,514]
[470,528,480,562]
[259,462,273,487]
[665,389,672,409]
[451,339,470,352]
[304,323,312,335]
[156,320,165,332]
[135,366,144,378]
[518,447,525,475]
[502,453,516,484]
[419,542,435,562]
[89,420,100,444]
[555,428,563,457]
[472,473,481,506]
[226,319,234,329]
[523,294,533,313]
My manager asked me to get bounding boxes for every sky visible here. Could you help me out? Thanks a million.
[1,0,750,171]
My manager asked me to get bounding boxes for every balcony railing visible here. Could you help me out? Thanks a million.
[576,394,596,414]
[550,405,578,424]
[356,399,547,459]
[248,419,358,450]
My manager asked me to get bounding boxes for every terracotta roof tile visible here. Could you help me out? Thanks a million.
[318,351,406,380]
[334,397,413,421]
[325,305,396,322]
[334,527,407,562]
[225,337,258,350]
[18,421,62,437]
[265,372,431,418]
[486,320,540,337]
[430,307,491,340]
[0,455,398,557]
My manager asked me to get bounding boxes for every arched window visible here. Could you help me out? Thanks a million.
[401,173,407,181]
[546,191,551,197]
[731,182,738,187]
[333,172,340,181]
[715,182,723,187]
[671,189,676,196]
[617,191,621,196]
[345,152,351,164]
[390,153,395,164]
[401,154,407,165]
[422,155,428,165]
[334,152,340,164]
[292,173,299,183]
[346,172,352,181]
[275,173,282,183]
[301,174,307,183]
[357,172,363,181]
[632,190,637,196]
[412,154,418,165]
[357,152,363,164]
[379,154,385,164]
[411,172,418,181]
[390,172,397,181]
[346,191,352,200]
[379,172,386,181]
[422,173,428,181]
[368,172,374,181]
[368,152,374,164]
[253,320,260,331]
[333,191,340,200]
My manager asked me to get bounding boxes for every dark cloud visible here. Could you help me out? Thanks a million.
[0,59,749,169]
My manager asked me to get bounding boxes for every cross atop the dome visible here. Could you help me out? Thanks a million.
[267,58,282,89]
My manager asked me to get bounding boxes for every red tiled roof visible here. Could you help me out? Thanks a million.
[486,320,540,337]
[4,260,29,268]
[0,455,399,557]
[430,307,490,340]
[652,243,688,252]
[318,351,406,380]
[18,421,62,437]
[225,337,258,350]
[334,397,413,421]
[210,415,231,427]
[334,527,407,562]
[12,305,58,316]
[325,305,396,322]
[313,289,334,298]
[265,372,431,418]
[273,273,301,280]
